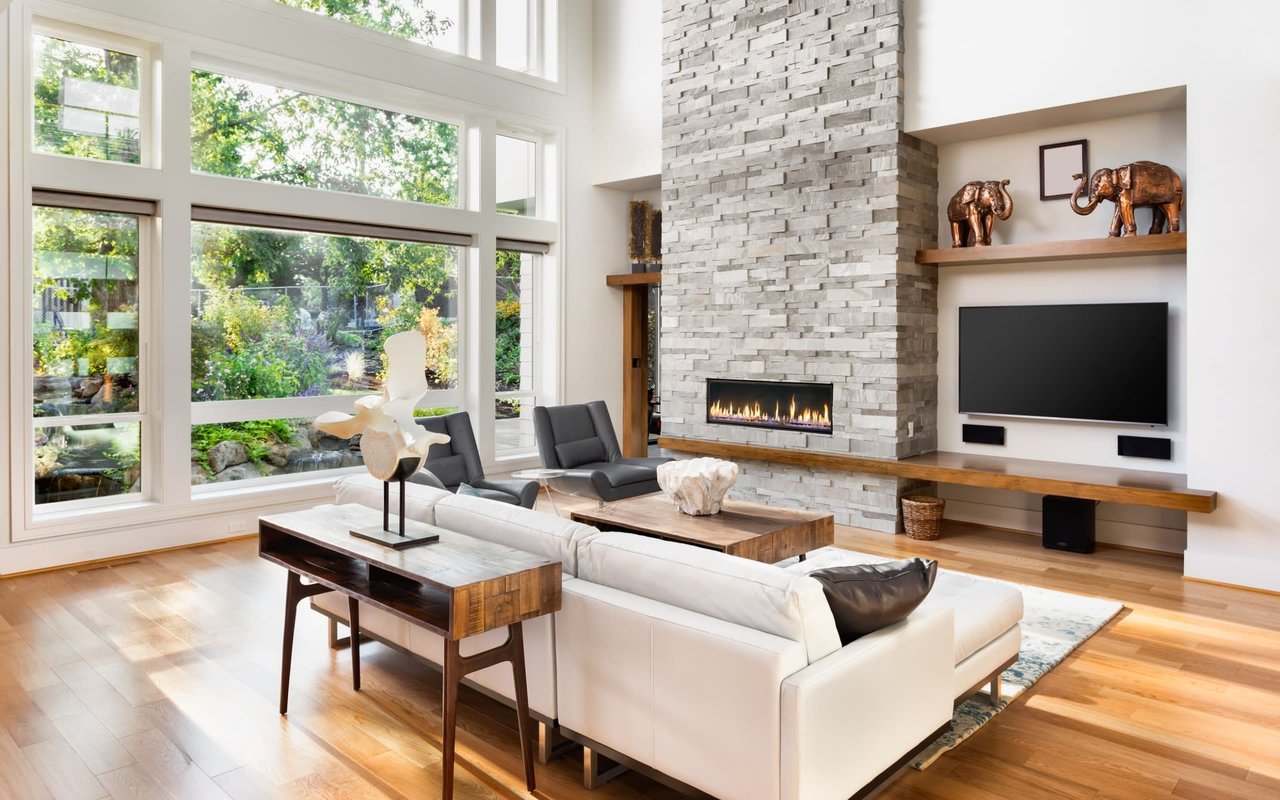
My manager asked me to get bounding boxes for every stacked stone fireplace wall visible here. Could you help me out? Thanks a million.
[659,0,939,531]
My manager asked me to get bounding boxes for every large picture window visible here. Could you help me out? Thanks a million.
[18,14,562,531]
[190,220,460,401]
[33,34,142,164]
[190,70,459,206]
[32,203,148,506]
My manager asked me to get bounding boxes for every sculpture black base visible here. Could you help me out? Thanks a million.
[350,519,441,550]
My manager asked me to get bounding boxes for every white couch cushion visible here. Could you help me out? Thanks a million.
[576,531,841,664]
[335,473,452,525]
[434,493,599,575]
[786,547,1023,664]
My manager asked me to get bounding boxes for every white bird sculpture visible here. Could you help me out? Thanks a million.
[313,330,449,481]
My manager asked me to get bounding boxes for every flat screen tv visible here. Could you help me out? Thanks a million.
[959,302,1168,425]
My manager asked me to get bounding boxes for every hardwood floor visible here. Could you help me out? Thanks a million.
[0,506,1277,800]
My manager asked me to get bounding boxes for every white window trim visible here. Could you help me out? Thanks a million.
[6,1,567,546]
[496,125,542,219]
[29,18,159,169]
[189,55,471,213]
[20,206,158,539]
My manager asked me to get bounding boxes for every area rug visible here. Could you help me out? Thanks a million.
[910,580,1123,769]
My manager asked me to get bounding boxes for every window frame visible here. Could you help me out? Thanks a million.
[20,198,159,533]
[493,246,544,460]
[28,20,158,170]
[7,4,567,545]
[495,127,541,218]
[188,57,471,210]
[187,212,469,493]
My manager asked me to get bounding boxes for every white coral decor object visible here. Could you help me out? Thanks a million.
[656,458,739,516]
[313,330,450,481]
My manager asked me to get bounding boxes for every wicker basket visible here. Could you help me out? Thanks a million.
[902,495,945,540]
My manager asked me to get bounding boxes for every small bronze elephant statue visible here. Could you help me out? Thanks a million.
[947,179,1013,247]
[1070,161,1183,237]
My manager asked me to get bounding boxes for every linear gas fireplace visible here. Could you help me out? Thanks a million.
[706,378,833,435]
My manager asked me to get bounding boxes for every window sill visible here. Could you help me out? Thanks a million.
[16,473,344,543]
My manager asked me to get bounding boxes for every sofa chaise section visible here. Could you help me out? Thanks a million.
[785,546,1023,704]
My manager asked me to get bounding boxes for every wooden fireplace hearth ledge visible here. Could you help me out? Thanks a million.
[657,436,1217,513]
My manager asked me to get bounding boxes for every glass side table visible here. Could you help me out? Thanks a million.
[511,468,569,516]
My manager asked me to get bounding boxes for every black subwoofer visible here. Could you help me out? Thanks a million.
[1042,495,1097,554]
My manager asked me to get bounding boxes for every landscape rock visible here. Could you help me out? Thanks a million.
[208,440,250,473]
[73,377,103,399]
[214,462,262,482]
[264,442,290,467]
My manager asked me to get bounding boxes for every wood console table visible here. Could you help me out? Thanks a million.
[259,504,562,799]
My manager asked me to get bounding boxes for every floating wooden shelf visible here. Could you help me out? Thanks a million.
[606,271,663,286]
[658,436,1217,513]
[916,232,1186,267]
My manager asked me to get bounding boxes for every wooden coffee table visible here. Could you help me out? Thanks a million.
[570,494,834,563]
[259,504,561,800]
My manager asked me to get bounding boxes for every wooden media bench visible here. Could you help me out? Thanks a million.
[657,437,1216,548]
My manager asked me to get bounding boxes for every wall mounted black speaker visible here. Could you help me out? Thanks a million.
[962,423,1006,446]
[1117,435,1172,460]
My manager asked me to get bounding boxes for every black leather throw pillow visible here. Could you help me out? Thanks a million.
[809,558,939,645]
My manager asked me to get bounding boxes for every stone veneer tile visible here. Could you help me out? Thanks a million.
[660,0,939,531]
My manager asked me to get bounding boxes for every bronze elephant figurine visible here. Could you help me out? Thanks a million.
[1070,161,1183,237]
[947,179,1013,247]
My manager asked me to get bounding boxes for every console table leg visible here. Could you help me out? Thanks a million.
[279,572,302,715]
[349,598,361,692]
[509,623,536,791]
[278,572,333,716]
[441,639,460,800]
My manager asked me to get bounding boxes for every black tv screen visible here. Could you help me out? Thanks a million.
[959,303,1168,425]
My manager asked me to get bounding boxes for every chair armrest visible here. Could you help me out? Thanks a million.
[779,604,955,800]
[472,478,539,509]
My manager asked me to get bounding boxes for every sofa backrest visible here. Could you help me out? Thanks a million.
[434,494,599,576]
[575,531,841,664]
[335,473,451,525]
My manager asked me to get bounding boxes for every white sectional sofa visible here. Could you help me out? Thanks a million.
[312,474,1023,799]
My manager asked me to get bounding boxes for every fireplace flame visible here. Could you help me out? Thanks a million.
[708,395,832,431]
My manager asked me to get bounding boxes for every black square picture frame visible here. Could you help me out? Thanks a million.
[1039,139,1089,201]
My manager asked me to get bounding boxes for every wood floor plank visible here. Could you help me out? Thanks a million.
[97,764,174,800]
[0,726,55,800]
[118,728,232,800]
[53,711,135,776]
[22,736,109,800]
[0,503,1277,800]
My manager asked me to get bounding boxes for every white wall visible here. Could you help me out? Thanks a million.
[591,0,661,187]
[1183,13,1280,592]
[905,0,1190,135]
[909,0,1280,590]
[936,110,1188,553]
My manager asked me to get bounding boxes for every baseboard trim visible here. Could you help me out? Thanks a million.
[1182,575,1280,597]
[0,533,257,580]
